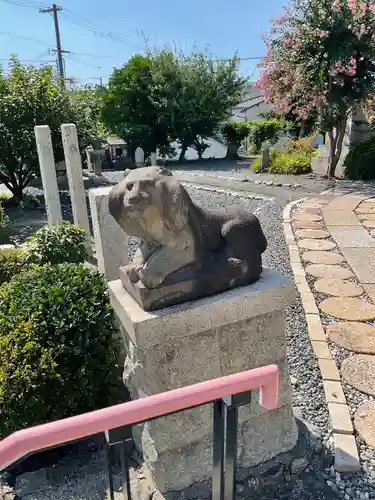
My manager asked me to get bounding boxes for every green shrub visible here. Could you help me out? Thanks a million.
[246,119,295,153]
[344,136,375,180]
[0,248,28,285]
[220,122,250,156]
[0,263,119,436]
[24,222,88,265]
[252,148,313,175]
[0,202,9,243]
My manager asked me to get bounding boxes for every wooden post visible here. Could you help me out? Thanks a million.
[61,124,92,255]
[34,125,62,226]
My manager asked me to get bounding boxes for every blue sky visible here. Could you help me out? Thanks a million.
[0,0,285,85]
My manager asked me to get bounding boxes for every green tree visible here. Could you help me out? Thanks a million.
[168,52,245,160]
[257,0,375,177]
[101,50,245,162]
[101,54,171,161]
[0,57,100,201]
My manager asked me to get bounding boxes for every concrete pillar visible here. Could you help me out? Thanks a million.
[108,269,298,494]
[89,186,128,281]
[34,125,62,226]
[61,124,91,255]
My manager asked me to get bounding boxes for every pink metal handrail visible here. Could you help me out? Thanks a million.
[0,364,278,471]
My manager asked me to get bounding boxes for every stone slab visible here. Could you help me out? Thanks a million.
[333,433,360,473]
[363,284,375,303]
[356,204,375,214]
[358,212,375,221]
[328,403,353,434]
[328,226,375,248]
[300,292,319,314]
[318,359,341,381]
[132,360,294,454]
[323,380,346,404]
[314,279,363,297]
[292,220,325,229]
[311,341,332,359]
[362,220,375,228]
[340,247,375,283]
[292,213,323,223]
[354,401,375,448]
[108,268,296,350]
[306,314,326,341]
[298,239,337,251]
[89,187,128,281]
[323,210,361,226]
[325,194,365,212]
[145,406,298,493]
[294,207,322,216]
[295,229,330,240]
[327,322,375,354]
[305,264,353,280]
[301,251,344,265]
[341,355,375,397]
[319,297,375,321]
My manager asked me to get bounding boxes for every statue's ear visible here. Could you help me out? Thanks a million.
[124,168,131,178]
[158,167,172,177]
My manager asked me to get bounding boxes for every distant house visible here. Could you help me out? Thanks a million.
[231,83,273,122]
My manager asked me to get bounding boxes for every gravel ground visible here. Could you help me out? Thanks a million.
[5,166,373,498]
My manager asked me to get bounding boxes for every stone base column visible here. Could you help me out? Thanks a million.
[108,268,298,493]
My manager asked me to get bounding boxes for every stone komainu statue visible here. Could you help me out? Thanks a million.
[108,167,267,310]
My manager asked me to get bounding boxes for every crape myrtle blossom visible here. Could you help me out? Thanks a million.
[255,0,375,177]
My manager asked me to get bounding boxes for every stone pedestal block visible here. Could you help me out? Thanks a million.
[108,268,298,493]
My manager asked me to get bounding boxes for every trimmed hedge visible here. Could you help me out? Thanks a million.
[0,263,119,436]
[344,136,375,180]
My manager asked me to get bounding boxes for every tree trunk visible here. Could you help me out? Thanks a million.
[326,119,347,178]
[226,144,239,159]
[9,182,24,203]
[179,144,188,162]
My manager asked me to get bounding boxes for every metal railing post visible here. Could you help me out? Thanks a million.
[212,399,225,500]
[105,426,133,500]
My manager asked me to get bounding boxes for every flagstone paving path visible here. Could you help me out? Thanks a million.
[284,193,375,477]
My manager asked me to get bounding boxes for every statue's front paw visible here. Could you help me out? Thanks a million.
[138,267,165,289]
[124,264,141,283]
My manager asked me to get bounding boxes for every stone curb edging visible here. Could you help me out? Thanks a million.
[176,170,304,190]
[180,181,271,200]
[282,198,361,474]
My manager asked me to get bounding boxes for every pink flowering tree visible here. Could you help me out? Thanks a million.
[256,0,375,177]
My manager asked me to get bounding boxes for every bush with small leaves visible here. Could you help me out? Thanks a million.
[0,202,9,244]
[252,147,313,175]
[24,222,88,265]
[0,263,120,437]
[344,136,375,180]
[0,248,28,285]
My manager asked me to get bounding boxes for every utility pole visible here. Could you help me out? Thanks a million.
[40,4,65,87]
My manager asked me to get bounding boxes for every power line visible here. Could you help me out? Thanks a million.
[65,54,101,69]
[0,30,55,48]
[0,0,48,9]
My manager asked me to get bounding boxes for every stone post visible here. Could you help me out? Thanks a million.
[61,124,91,255]
[108,268,298,494]
[150,152,157,166]
[89,186,128,281]
[261,143,270,171]
[34,125,62,226]
[135,147,145,166]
